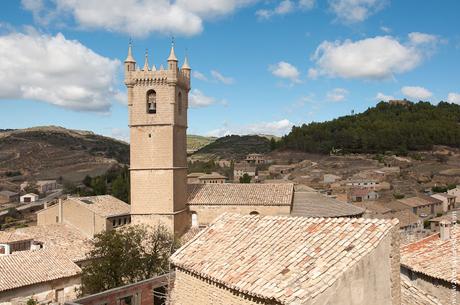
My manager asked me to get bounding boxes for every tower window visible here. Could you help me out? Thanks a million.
[147,90,157,114]
[178,92,182,115]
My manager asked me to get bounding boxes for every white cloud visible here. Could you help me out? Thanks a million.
[329,0,388,23]
[375,92,394,102]
[0,30,121,112]
[269,61,301,83]
[401,86,432,101]
[326,88,348,102]
[380,26,391,33]
[311,33,439,80]
[211,70,234,84]
[22,0,259,37]
[192,71,208,81]
[189,89,226,108]
[109,128,129,142]
[307,68,319,79]
[408,32,438,45]
[207,119,293,137]
[447,92,460,104]
[256,0,313,19]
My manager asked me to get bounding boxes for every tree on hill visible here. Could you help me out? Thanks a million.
[79,224,179,296]
[239,173,251,183]
[279,101,460,154]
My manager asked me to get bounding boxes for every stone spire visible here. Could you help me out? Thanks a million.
[181,55,191,70]
[167,38,178,62]
[143,49,149,71]
[124,40,136,63]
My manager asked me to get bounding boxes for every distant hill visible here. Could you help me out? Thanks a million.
[193,135,271,159]
[187,135,217,153]
[280,101,460,154]
[0,126,129,183]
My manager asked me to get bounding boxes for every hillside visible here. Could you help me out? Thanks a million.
[0,126,129,184]
[193,135,271,160]
[187,135,217,153]
[280,101,460,154]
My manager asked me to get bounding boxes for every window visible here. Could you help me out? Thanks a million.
[55,216,59,223]
[118,295,133,305]
[147,90,157,114]
[178,92,182,115]
[55,288,64,304]
[118,218,122,226]
[191,212,198,227]
[249,211,259,215]
[112,219,116,227]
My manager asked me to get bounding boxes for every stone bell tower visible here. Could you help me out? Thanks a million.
[124,41,191,235]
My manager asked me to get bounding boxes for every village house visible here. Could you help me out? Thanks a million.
[0,223,91,304]
[245,153,269,164]
[346,179,380,189]
[21,180,57,194]
[233,162,256,181]
[348,187,379,202]
[400,221,460,304]
[37,195,131,238]
[431,192,456,212]
[323,173,342,183]
[398,195,444,217]
[170,213,401,305]
[448,185,460,201]
[428,210,459,231]
[187,183,293,226]
[197,172,227,184]
[0,190,19,204]
[268,164,294,176]
[20,193,39,203]
[186,172,204,184]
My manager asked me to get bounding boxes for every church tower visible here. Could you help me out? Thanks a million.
[124,41,191,235]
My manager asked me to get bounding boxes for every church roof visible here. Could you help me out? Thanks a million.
[171,213,398,304]
[187,183,293,206]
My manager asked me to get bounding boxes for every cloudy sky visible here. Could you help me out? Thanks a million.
[0,0,459,140]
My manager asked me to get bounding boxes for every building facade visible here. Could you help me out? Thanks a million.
[125,43,191,235]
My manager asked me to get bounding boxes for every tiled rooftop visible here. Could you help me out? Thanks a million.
[400,227,460,283]
[70,195,130,218]
[401,276,442,305]
[198,172,227,179]
[0,230,33,244]
[187,183,294,206]
[171,213,398,304]
[0,248,81,292]
[398,195,442,208]
[291,190,364,217]
[12,223,91,262]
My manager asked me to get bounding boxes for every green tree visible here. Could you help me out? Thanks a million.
[82,175,92,187]
[239,173,251,183]
[79,224,178,296]
[91,176,107,195]
[111,174,129,203]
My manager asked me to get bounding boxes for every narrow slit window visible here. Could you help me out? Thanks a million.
[147,90,156,114]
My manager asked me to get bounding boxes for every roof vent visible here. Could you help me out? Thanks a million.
[81,199,93,204]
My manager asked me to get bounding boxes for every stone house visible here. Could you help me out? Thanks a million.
[245,153,269,164]
[233,162,256,181]
[186,172,204,184]
[170,213,401,305]
[268,164,294,176]
[448,186,460,201]
[20,193,39,203]
[187,183,293,226]
[0,223,91,304]
[346,179,380,189]
[431,193,456,212]
[398,195,443,217]
[37,195,131,238]
[0,190,19,204]
[197,172,227,184]
[323,173,341,183]
[348,187,379,202]
[400,221,460,304]
[21,180,57,194]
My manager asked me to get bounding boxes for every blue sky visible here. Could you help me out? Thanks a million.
[0,0,459,140]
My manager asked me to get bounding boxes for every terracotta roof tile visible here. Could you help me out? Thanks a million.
[171,213,398,304]
[291,191,364,217]
[398,195,442,208]
[0,248,81,292]
[187,184,293,206]
[70,195,130,218]
[401,276,442,305]
[401,227,460,283]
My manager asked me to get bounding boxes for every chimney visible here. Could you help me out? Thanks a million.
[440,219,453,241]
[58,198,63,223]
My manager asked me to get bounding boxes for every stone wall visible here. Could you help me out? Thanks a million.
[0,275,80,304]
[188,205,291,226]
[170,269,279,305]
[401,268,460,304]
